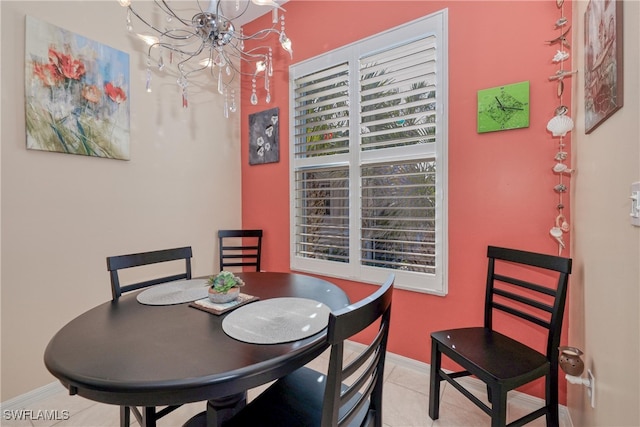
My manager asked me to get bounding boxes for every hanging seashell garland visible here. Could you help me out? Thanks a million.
[547,0,576,255]
[547,115,574,137]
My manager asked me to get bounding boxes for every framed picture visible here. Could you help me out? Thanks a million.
[584,0,623,134]
[25,16,130,159]
[249,107,279,165]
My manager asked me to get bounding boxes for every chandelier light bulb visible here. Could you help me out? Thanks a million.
[118,0,131,7]
[199,58,214,68]
[136,33,159,46]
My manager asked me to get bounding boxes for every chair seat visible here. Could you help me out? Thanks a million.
[183,367,368,427]
[431,327,549,386]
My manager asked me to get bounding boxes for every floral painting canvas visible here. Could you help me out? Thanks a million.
[25,16,130,160]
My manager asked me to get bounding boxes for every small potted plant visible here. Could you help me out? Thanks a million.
[207,271,245,303]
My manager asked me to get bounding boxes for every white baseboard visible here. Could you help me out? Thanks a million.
[345,341,573,427]
[0,381,66,412]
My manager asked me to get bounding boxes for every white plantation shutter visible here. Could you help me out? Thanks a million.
[290,10,448,294]
[361,159,437,274]
[293,63,350,158]
[294,166,350,263]
[360,37,438,151]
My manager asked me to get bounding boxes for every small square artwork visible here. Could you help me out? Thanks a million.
[25,16,130,160]
[249,108,279,165]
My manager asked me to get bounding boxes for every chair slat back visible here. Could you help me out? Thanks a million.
[322,274,394,427]
[484,246,572,360]
[218,229,263,272]
[106,246,193,300]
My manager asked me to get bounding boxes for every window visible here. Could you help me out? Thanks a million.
[290,10,448,294]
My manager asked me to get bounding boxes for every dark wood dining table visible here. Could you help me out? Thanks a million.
[44,272,349,427]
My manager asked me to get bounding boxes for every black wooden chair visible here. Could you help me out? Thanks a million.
[428,246,572,427]
[106,246,193,427]
[107,246,193,300]
[218,229,263,272]
[183,274,394,427]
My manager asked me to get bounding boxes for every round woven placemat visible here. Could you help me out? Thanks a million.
[222,297,330,344]
[136,279,209,305]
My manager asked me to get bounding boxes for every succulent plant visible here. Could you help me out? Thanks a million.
[208,271,245,293]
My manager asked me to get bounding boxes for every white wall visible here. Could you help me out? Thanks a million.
[569,1,640,425]
[1,1,242,400]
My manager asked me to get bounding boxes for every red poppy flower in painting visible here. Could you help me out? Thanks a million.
[82,85,101,104]
[105,82,127,103]
[33,61,64,87]
[49,47,86,80]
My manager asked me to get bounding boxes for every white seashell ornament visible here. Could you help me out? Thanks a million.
[553,163,574,174]
[547,115,574,137]
[550,227,565,248]
[554,183,567,193]
[550,226,563,238]
[555,151,568,161]
[552,50,570,63]
[556,214,570,232]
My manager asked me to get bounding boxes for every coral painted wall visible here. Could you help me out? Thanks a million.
[241,0,572,402]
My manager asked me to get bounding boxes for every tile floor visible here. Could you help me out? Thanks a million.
[2,346,561,427]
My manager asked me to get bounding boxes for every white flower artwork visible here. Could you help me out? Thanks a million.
[249,107,279,165]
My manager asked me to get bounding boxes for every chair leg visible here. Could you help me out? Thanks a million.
[546,368,560,427]
[120,406,130,427]
[370,369,385,427]
[428,340,442,421]
[490,386,507,427]
[142,407,157,427]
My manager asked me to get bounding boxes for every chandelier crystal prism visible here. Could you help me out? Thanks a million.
[118,0,292,114]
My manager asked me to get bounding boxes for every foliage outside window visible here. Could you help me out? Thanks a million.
[290,10,448,294]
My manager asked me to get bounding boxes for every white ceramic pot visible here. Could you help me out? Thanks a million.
[208,287,240,304]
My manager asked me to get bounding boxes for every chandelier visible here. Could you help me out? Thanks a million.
[117,0,292,115]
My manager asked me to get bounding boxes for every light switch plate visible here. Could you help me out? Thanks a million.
[631,182,640,227]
